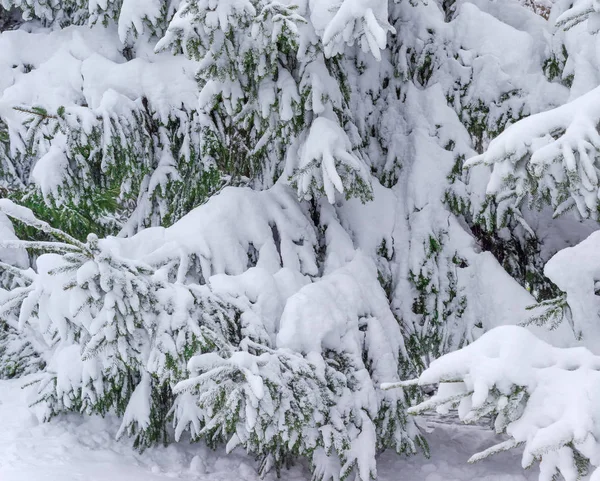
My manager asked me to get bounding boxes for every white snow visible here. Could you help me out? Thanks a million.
[544,229,600,344]
[0,211,28,268]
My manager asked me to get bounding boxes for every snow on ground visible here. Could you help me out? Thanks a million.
[0,377,534,481]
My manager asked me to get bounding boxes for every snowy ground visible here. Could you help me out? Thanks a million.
[0,377,534,481]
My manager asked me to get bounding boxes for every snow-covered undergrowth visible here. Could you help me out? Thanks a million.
[0,178,578,480]
[0,175,569,480]
[0,375,536,481]
[0,186,430,481]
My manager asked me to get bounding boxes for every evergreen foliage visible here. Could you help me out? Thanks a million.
[4,0,600,480]
[0,189,425,480]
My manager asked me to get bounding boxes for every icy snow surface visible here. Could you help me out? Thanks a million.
[0,377,534,481]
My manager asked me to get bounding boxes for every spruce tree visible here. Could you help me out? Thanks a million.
[3,0,599,480]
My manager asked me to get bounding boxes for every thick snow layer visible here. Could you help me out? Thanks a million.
[0,24,198,122]
[104,184,319,279]
[0,376,535,481]
[413,325,600,481]
[545,230,600,345]
[462,0,600,222]
[0,22,200,227]
[0,212,28,268]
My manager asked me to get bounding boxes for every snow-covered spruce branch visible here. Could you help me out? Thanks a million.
[0,23,219,234]
[288,117,372,203]
[555,0,598,32]
[0,0,392,235]
[157,0,376,206]
[534,229,600,342]
[172,340,345,478]
[3,91,213,234]
[390,325,600,481]
[0,209,42,378]
[319,0,395,60]
[0,199,89,251]
[1,0,168,40]
[0,209,242,448]
[464,0,600,225]
[465,82,600,222]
